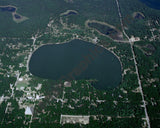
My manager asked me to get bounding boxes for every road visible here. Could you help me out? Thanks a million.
[115,0,151,127]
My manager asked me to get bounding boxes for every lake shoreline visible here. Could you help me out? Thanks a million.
[27,39,123,90]
[0,5,29,23]
[27,38,123,73]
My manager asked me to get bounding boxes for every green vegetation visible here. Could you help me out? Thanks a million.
[0,0,159,127]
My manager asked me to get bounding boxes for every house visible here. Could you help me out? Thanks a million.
[64,81,71,87]
[25,106,33,115]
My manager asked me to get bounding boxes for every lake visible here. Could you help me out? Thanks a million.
[86,20,123,40]
[29,40,122,90]
[139,0,160,10]
[88,22,123,41]
[0,6,16,12]
[64,11,77,16]
[14,14,21,19]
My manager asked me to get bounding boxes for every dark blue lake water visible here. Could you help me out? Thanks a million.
[14,14,21,19]
[29,40,122,90]
[0,6,16,12]
[140,0,160,10]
